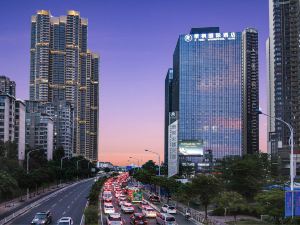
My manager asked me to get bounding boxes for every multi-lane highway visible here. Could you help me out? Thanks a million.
[99,183,196,225]
[9,179,94,225]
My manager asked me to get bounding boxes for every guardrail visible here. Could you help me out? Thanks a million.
[0,179,90,225]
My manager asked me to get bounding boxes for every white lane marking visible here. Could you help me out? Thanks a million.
[67,205,70,209]
[62,211,66,215]
[51,203,57,208]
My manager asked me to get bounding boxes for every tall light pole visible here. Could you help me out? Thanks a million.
[129,156,140,168]
[26,149,40,200]
[145,149,161,176]
[258,110,295,217]
[145,149,161,197]
[60,156,69,185]
[61,156,69,170]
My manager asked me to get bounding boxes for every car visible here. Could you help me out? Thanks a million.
[130,213,148,224]
[139,200,149,210]
[156,213,177,225]
[106,213,124,225]
[115,191,122,198]
[118,200,126,207]
[103,191,113,202]
[104,203,115,214]
[142,206,156,218]
[166,206,176,214]
[118,195,127,201]
[121,202,135,213]
[149,195,160,203]
[161,204,169,212]
[31,211,52,224]
[57,217,73,225]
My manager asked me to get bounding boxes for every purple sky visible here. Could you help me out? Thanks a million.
[0,0,268,165]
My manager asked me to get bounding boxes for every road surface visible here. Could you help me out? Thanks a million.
[10,179,94,225]
[99,190,196,225]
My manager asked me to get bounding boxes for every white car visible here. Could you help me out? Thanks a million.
[118,200,126,207]
[104,203,115,214]
[57,217,73,225]
[121,202,135,213]
[156,213,177,225]
[142,206,157,218]
[166,206,177,214]
[161,204,169,212]
[106,213,124,225]
[118,195,127,201]
[115,191,122,198]
[103,191,113,202]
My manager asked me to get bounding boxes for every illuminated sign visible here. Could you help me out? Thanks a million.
[179,140,204,156]
[184,32,237,42]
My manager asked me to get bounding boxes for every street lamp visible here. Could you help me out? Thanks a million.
[60,156,69,185]
[144,149,161,176]
[61,156,69,170]
[26,149,40,200]
[145,149,161,197]
[129,156,140,168]
[257,110,295,217]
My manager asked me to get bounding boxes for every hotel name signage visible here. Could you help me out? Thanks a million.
[184,32,236,42]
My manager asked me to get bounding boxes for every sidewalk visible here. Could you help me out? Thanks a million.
[0,181,73,219]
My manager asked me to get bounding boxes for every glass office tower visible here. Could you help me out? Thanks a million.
[165,27,259,173]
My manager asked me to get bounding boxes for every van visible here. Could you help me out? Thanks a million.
[102,191,112,202]
[156,213,177,225]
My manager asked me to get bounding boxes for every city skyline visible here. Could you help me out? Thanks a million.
[0,0,268,165]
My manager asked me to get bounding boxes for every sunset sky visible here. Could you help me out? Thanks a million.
[0,0,268,166]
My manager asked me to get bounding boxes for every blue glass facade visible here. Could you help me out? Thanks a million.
[173,30,243,159]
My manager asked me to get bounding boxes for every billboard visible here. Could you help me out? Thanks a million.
[168,120,178,177]
[285,191,300,217]
[285,191,293,217]
[178,140,204,156]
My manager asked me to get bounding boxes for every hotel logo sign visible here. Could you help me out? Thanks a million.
[184,32,236,42]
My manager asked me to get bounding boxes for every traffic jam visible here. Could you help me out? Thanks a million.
[100,173,178,225]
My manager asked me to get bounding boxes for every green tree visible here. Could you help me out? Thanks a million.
[133,169,153,184]
[142,160,157,175]
[104,167,111,173]
[216,191,246,223]
[175,182,194,206]
[218,154,266,199]
[0,141,18,159]
[0,170,19,201]
[254,189,284,224]
[53,146,65,161]
[84,206,98,225]
[190,174,221,220]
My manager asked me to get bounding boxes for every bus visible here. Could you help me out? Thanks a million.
[127,187,143,203]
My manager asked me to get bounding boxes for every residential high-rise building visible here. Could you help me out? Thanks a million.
[15,100,26,161]
[25,100,74,158]
[25,110,53,161]
[242,28,259,155]
[30,10,99,161]
[268,0,300,172]
[0,75,16,97]
[0,93,26,162]
[165,27,259,174]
